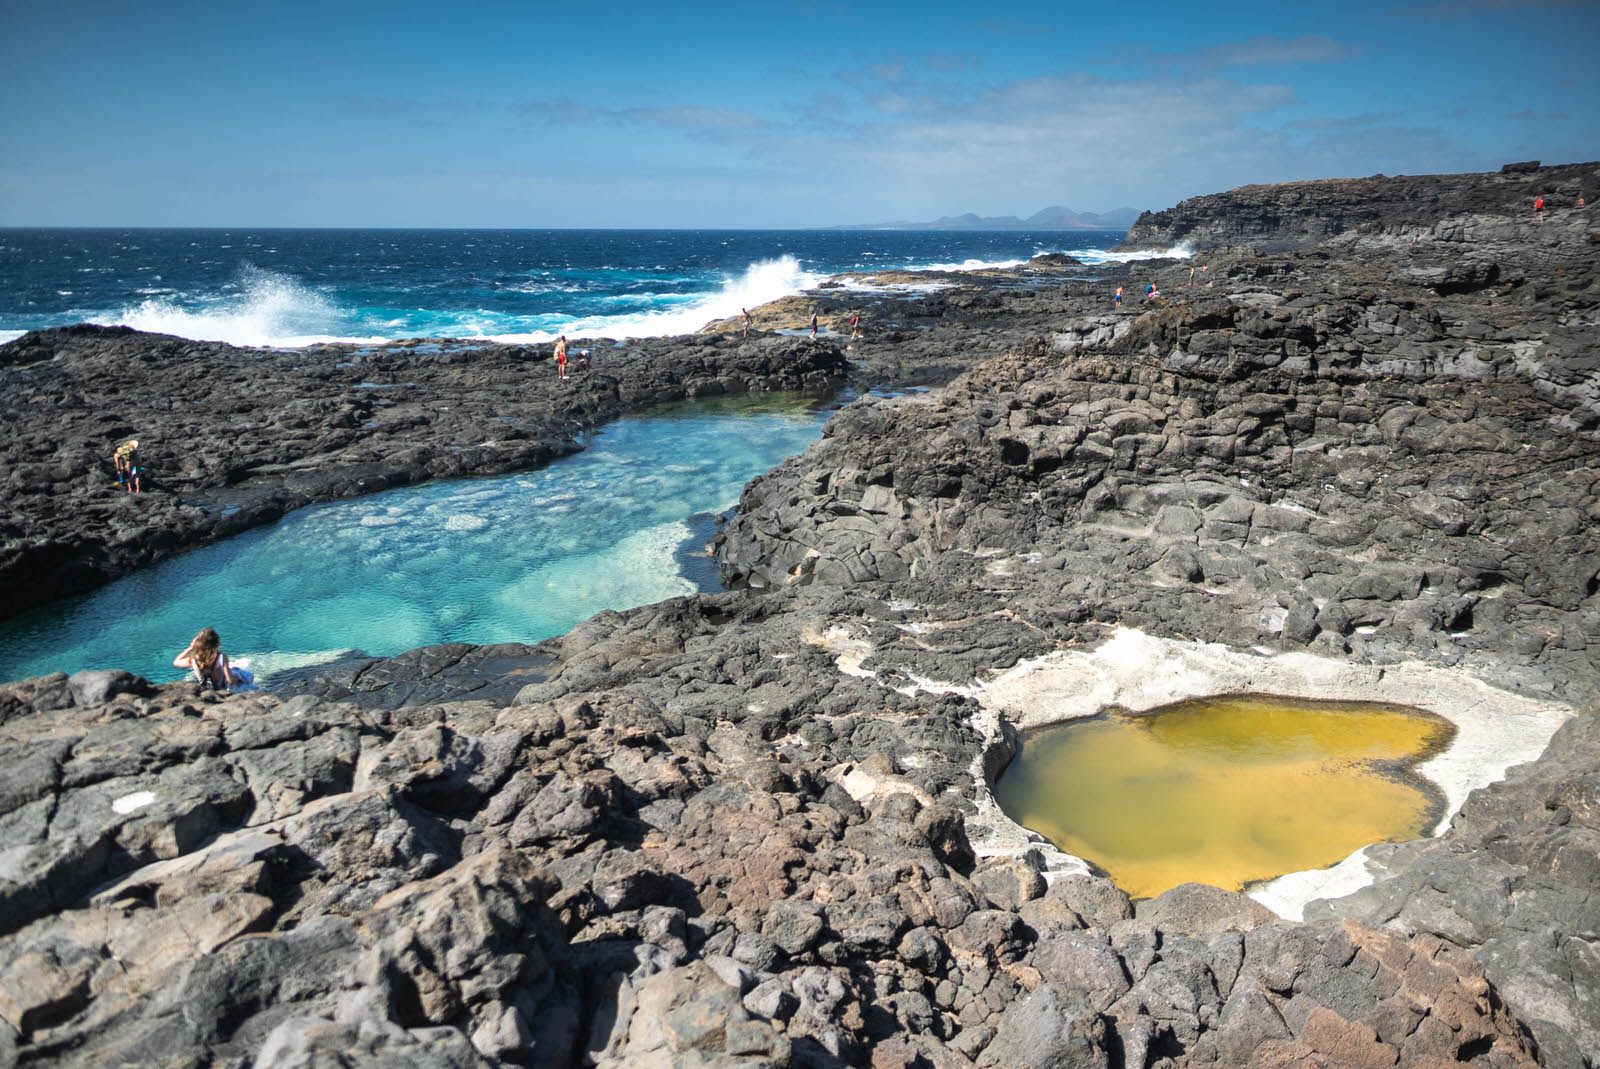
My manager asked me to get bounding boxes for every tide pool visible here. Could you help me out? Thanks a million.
[994,696,1454,900]
[0,394,830,686]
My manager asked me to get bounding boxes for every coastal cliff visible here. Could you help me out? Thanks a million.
[2,164,1599,1068]
[1118,160,1596,253]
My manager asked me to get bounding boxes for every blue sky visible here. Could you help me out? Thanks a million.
[2,0,1595,226]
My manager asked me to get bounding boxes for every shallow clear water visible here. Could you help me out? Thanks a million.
[994,696,1454,899]
[0,394,829,686]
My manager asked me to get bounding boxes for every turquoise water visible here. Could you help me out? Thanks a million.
[0,394,830,686]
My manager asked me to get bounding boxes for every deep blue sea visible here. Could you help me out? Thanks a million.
[0,227,1144,348]
[0,226,1168,686]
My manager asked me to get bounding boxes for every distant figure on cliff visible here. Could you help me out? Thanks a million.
[113,439,142,494]
[173,627,243,691]
[850,313,861,340]
[810,313,818,339]
[1534,196,1545,223]
[1113,285,1123,308]
[1579,195,1586,208]
[741,307,751,338]
[554,335,568,378]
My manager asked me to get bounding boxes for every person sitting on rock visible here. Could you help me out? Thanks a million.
[173,627,234,690]
[113,439,142,494]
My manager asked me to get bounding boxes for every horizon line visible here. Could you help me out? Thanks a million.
[0,223,1135,233]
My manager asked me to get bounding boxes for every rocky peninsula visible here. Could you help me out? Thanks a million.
[1,162,1598,1068]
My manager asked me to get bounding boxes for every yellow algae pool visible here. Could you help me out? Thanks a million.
[993,696,1455,900]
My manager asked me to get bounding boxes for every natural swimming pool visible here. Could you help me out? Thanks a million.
[993,695,1455,900]
[0,393,832,686]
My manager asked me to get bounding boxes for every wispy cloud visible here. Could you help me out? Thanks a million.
[1389,0,1584,16]
[618,107,765,131]
[1197,35,1353,66]
[1140,34,1354,69]
[925,51,980,72]
[1284,110,1403,131]
[977,20,1053,35]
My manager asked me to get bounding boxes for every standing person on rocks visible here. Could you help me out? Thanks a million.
[810,313,818,339]
[1534,195,1545,223]
[850,313,860,340]
[173,627,235,691]
[1113,285,1124,309]
[113,439,142,494]
[741,307,751,338]
[554,335,568,379]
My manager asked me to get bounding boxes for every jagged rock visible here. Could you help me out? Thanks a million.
[3,162,1598,1068]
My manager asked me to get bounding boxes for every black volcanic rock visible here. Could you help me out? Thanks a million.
[2,163,1599,1067]
[0,328,848,620]
[1118,160,1598,253]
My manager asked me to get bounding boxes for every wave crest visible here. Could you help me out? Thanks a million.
[485,254,825,345]
[90,267,389,348]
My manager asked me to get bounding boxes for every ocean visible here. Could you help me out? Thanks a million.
[0,227,1151,349]
[0,226,1173,684]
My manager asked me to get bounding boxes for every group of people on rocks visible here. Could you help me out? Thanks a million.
[737,306,868,341]
[1112,264,1206,311]
[550,335,591,378]
[1533,192,1586,223]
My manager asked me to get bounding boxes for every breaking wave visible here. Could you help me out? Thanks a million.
[78,257,827,348]
[484,255,826,345]
[89,268,391,348]
[1068,243,1195,265]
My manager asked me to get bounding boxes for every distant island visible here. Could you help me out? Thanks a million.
[830,204,1140,230]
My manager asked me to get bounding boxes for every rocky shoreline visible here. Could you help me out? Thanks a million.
[2,162,1599,1067]
[0,327,849,620]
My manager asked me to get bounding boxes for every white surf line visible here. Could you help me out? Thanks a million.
[806,620,1574,919]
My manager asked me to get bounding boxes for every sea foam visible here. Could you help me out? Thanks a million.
[913,257,1031,272]
[90,267,391,348]
[485,254,826,345]
[1068,243,1195,265]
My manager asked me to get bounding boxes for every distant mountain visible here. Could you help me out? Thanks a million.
[830,205,1140,230]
